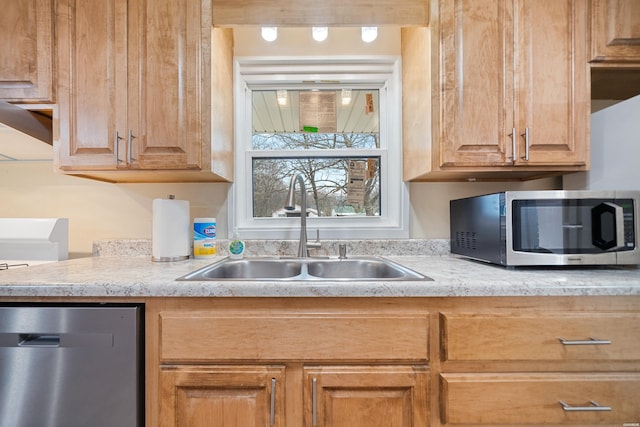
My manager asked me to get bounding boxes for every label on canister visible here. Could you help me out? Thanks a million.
[193,218,217,258]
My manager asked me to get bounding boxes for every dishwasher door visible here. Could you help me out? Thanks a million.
[0,304,142,427]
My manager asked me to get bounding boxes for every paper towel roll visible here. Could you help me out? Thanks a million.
[152,197,190,262]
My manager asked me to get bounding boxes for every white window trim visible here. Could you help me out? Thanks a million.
[229,56,409,240]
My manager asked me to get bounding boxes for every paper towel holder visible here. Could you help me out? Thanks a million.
[152,195,190,262]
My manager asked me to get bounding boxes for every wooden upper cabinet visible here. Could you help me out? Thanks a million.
[591,0,640,62]
[128,0,203,171]
[402,0,589,181]
[55,0,126,171]
[514,0,589,166]
[55,0,233,182]
[436,0,513,168]
[0,0,54,102]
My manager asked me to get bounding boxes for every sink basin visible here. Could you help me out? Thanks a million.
[182,259,302,280]
[177,257,430,281]
[306,259,424,280]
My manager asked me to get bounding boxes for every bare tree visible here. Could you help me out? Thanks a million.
[252,132,380,218]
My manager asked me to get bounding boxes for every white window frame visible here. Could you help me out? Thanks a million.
[230,56,409,240]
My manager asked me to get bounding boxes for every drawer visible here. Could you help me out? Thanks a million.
[440,313,640,361]
[441,372,640,425]
[160,313,429,362]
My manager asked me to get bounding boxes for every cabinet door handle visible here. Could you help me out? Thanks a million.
[559,400,611,412]
[558,337,612,346]
[270,378,276,426]
[312,377,318,426]
[520,127,530,161]
[508,128,517,163]
[127,130,137,163]
[114,131,124,164]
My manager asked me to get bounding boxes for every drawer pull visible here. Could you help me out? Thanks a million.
[559,400,611,412]
[270,378,276,426]
[312,377,318,426]
[558,337,611,346]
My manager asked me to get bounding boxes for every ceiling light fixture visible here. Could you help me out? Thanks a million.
[361,27,378,43]
[261,27,278,42]
[312,27,328,42]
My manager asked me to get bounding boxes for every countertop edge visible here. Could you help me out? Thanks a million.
[1,255,639,298]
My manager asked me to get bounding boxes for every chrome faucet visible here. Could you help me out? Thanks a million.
[285,173,320,257]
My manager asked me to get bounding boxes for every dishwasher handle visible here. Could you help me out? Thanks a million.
[19,334,61,347]
[0,332,113,348]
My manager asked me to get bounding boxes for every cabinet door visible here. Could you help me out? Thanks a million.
[0,0,53,102]
[437,0,514,167]
[591,0,640,62]
[514,0,589,166]
[129,0,204,170]
[56,0,127,170]
[160,365,286,427]
[303,366,429,427]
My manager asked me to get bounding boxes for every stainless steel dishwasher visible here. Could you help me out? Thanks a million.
[0,304,142,427]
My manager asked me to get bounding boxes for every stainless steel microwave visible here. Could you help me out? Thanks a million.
[450,190,640,266]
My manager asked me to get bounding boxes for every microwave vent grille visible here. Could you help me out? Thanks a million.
[455,231,477,251]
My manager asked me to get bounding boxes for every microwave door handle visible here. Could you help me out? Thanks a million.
[613,203,625,249]
[591,202,626,250]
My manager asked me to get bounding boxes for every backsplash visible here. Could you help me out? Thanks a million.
[93,239,450,258]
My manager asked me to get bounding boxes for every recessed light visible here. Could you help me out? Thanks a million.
[361,27,378,43]
[312,27,328,42]
[261,27,278,42]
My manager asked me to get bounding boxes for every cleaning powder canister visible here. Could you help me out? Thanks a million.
[193,218,217,258]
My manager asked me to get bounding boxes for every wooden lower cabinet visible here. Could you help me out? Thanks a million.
[440,312,640,362]
[304,366,429,427]
[148,297,640,427]
[441,373,640,426]
[159,364,428,427]
[160,365,286,427]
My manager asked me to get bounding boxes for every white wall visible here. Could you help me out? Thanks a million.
[564,94,640,191]
[0,160,228,257]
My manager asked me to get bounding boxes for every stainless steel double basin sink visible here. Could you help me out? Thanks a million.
[177,256,430,281]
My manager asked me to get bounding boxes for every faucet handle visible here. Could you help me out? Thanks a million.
[307,229,322,249]
[338,244,347,259]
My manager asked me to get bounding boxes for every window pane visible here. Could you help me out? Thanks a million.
[252,157,381,218]
[253,132,379,150]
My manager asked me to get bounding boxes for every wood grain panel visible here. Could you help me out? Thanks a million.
[441,312,640,361]
[591,0,640,62]
[212,0,429,26]
[514,0,589,166]
[160,365,285,427]
[160,313,429,362]
[438,0,512,167]
[304,366,429,427]
[441,372,640,425]
[55,0,125,169]
[0,0,53,102]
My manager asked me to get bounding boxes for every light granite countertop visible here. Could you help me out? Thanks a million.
[1,252,639,298]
